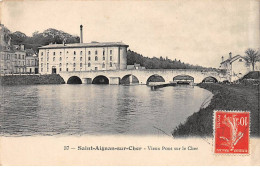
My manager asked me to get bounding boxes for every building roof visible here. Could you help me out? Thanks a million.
[220,55,243,64]
[39,42,129,49]
[26,49,36,56]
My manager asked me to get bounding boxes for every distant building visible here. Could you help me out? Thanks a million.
[38,25,129,74]
[0,23,26,75]
[219,52,260,81]
[127,63,145,70]
[25,49,39,74]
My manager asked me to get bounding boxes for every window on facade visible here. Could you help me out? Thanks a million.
[18,54,21,59]
[95,50,98,55]
[110,56,112,61]
[47,57,49,61]
[73,68,75,71]
[59,63,62,67]
[73,63,76,67]
[47,63,49,68]
[60,68,62,71]
[19,61,21,65]
[66,68,68,71]
[60,52,62,55]
[15,54,17,59]
[73,57,76,61]
[103,50,105,56]
[110,50,112,55]
[74,51,76,55]
[110,62,112,67]
[47,52,49,56]
[80,51,83,55]
[22,55,24,59]
[80,57,82,61]
[41,63,43,67]
[53,57,55,61]
[102,63,105,68]
[239,59,243,62]
[53,52,55,56]
[47,68,49,72]
[41,57,43,62]
[60,57,62,61]
[67,51,69,54]
[88,51,91,55]
[88,63,91,67]
[103,56,105,60]
[95,56,98,61]
[41,68,43,72]
[95,67,98,70]
[80,63,82,67]
[41,52,43,56]
[88,57,91,61]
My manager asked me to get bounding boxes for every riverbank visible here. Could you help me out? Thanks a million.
[0,74,65,85]
[172,83,260,137]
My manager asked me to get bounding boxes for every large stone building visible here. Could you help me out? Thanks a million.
[0,23,26,75]
[219,52,260,81]
[38,25,129,74]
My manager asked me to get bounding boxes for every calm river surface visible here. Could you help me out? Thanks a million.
[0,84,212,136]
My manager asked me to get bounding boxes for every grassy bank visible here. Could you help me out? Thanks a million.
[0,74,65,85]
[172,83,260,137]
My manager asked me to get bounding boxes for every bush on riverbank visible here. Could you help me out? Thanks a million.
[172,83,259,137]
[0,74,65,85]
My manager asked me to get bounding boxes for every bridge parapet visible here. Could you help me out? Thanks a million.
[59,69,228,84]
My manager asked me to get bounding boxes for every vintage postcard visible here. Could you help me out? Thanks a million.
[0,0,260,166]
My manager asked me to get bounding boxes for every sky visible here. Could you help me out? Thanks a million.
[1,0,260,68]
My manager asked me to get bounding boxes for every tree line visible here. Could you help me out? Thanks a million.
[127,50,211,70]
[9,28,80,52]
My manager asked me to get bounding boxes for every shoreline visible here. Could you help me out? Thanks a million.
[172,83,260,137]
[0,74,65,85]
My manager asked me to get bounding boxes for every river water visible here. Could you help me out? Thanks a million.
[0,84,212,136]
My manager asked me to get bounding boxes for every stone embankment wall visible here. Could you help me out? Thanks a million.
[0,74,65,85]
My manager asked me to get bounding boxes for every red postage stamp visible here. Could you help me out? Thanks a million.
[214,111,250,154]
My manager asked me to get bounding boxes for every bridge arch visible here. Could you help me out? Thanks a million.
[121,74,139,85]
[173,75,194,84]
[67,76,82,84]
[92,75,109,84]
[146,74,165,85]
[202,76,218,83]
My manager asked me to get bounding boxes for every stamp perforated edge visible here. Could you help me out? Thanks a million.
[212,110,251,156]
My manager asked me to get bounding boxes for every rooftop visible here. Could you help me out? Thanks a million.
[220,55,243,64]
[39,42,129,49]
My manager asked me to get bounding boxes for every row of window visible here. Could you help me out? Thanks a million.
[2,54,25,60]
[41,50,113,56]
[41,66,106,73]
[4,61,26,66]
[42,62,113,69]
[40,56,113,62]
[17,61,25,66]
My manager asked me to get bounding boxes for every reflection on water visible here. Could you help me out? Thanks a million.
[0,84,212,136]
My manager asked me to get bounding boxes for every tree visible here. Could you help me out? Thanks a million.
[244,48,260,71]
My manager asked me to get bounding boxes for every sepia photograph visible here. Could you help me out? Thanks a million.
[0,0,259,166]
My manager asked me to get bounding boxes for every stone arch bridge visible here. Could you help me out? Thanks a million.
[59,69,228,85]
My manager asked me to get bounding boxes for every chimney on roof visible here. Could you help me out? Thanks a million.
[229,52,232,59]
[80,25,83,43]
[221,56,224,62]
